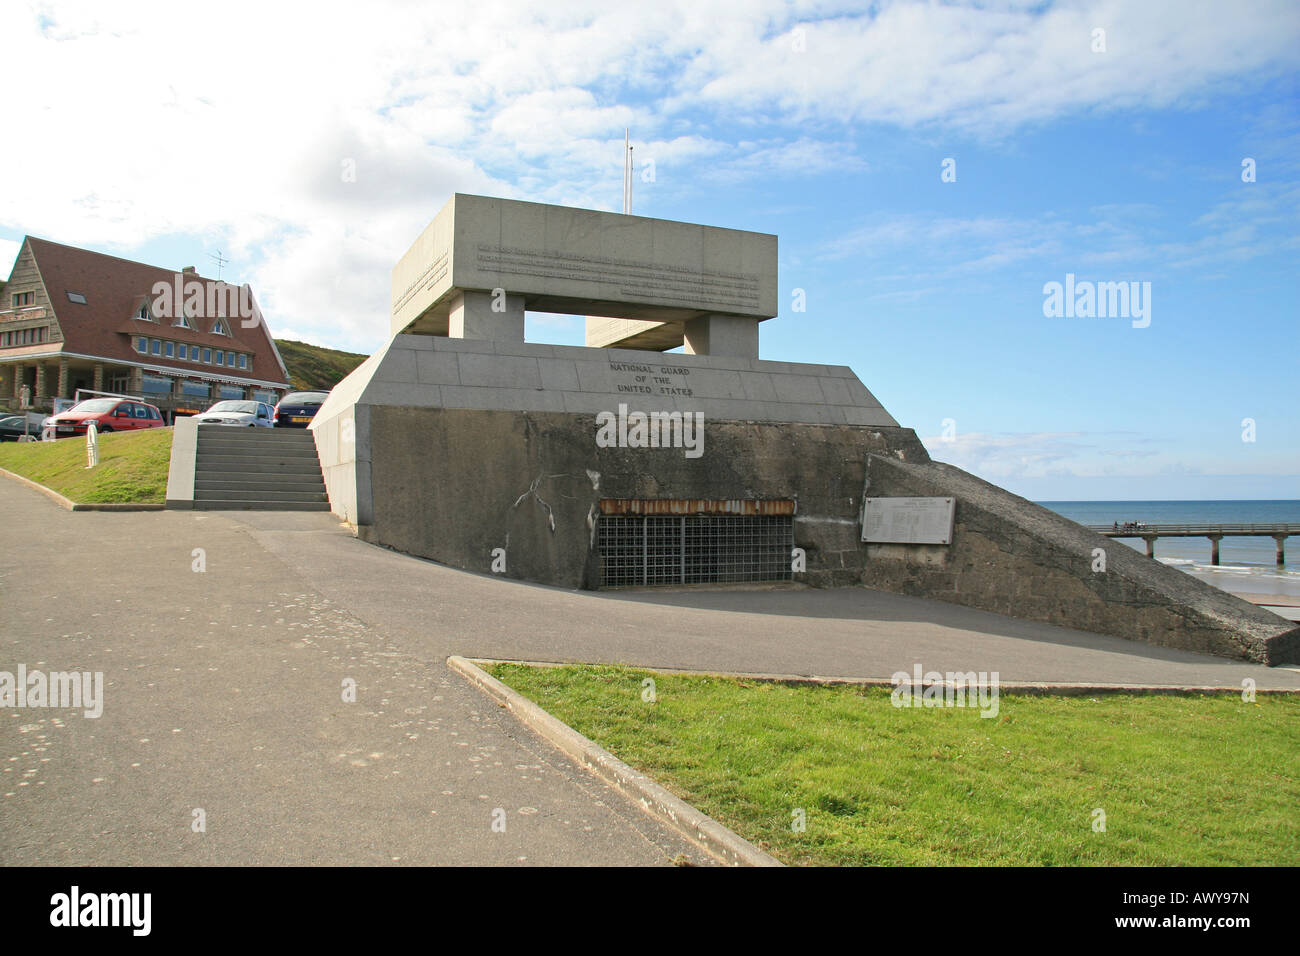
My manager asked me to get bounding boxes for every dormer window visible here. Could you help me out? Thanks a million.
[137,304,151,320]
[67,291,87,304]
[211,318,230,336]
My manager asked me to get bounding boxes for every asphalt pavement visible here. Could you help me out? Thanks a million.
[2,477,1297,866]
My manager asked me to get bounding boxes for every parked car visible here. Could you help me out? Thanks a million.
[273,391,330,428]
[47,398,165,437]
[196,400,276,427]
[0,415,39,441]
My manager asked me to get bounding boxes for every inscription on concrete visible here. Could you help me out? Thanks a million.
[608,360,695,397]
[393,249,449,317]
[863,497,956,545]
[477,245,760,311]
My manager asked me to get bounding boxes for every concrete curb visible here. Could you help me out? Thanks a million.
[447,655,784,868]
[472,657,1300,696]
[0,466,166,512]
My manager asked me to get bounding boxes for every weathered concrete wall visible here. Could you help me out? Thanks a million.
[311,346,383,526]
[360,405,929,590]
[315,335,1298,665]
[862,454,1300,665]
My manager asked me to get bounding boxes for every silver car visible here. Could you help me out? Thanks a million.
[196,400,276,427]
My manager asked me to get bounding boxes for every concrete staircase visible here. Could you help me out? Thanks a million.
[192,428,330,511]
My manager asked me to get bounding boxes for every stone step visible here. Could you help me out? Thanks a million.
[194,477,326,493]
[195,425,317,440]
[194,488,328,502]
[195,457,323,474]
[191,499,331,511]
[196,440,319,457]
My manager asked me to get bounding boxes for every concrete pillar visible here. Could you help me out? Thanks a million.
[129,367,143,394]
[1144,536,1156,559]
[448,290,525,342]
[57,359,69,398]
[93,363,104,391]
[1275,535,1287,568]
[12,364,22,400]
[34,363,46,399]
[682,314,759,358]
[1208,534,1222,566]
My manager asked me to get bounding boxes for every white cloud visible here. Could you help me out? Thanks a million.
[2,0,1295,350]
[0,238,19,277]
[923,430,1093,479]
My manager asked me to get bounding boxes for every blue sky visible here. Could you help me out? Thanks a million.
[1,0,1296,500]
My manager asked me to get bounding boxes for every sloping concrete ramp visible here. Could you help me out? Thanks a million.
[863,454,1299,665]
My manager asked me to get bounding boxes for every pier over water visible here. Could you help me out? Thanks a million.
[1088,523,1299,566]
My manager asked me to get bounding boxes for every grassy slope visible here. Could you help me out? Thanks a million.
[0,428,172,503]
[488,663,1299,866]
[274,338,368,391]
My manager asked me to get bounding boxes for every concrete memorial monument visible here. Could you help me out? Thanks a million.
[309,193,1298,665]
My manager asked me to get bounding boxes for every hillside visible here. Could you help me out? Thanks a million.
[275,339,369,392]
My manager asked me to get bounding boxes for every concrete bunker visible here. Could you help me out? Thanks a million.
[310,193,1299,665]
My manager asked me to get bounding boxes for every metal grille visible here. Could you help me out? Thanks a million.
[597,515,793,587]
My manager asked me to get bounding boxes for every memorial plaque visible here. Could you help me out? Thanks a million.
[862,497,955,545]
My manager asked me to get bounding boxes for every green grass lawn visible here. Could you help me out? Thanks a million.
[0,427,173,504]
[487,663,1299,866]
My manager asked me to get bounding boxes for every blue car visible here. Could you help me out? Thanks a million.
[273,391,330,428]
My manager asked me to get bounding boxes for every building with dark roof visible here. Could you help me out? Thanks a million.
[0,237,291,417]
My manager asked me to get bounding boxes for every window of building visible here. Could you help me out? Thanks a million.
[178,344,188,360]
[214,351,223,366]
[138,304,151,320]
[211,318,229,336]
[136,337,148,354]
[238,354,247,369]
[165,342,175,358]
[225,351,234,366]
[151,339,161,355]
[12,292,34,307]
[182,381,210,399]
[141,374,172,395]
[66,291,87,304]
[219,385,244,400]
[202,348,211,363]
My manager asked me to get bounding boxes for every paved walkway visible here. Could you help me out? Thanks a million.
[0,481,703,865]
[2,478,1297,865]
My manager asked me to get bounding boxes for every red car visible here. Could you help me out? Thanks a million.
[49,398,165,437]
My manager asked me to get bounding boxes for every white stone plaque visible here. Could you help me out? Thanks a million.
[862,497,955,545]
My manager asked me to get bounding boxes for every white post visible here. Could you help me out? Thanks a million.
[623,128,634,215]
[86,420,99,469]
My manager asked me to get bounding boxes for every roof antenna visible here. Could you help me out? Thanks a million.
[623,129,634,215]
[209,249,229,280]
